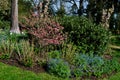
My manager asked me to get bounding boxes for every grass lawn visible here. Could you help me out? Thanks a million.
[109,72,120,80]
[0,62,65,80]
[1,60,120,80]
[108,35,120,80]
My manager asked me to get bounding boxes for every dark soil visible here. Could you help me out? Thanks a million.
[0,58,45,74]
[103,54,113,60]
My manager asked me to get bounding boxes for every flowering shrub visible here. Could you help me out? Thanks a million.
[21,16,65,46]
[20,0,65,46]
[31,20,64,45]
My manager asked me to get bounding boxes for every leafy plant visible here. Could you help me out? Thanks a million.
[15,40,35,67]
[0,30,9,41]
[61,42,78,64]
[0,20,10,29]
[72,68,84,77]
[48,50,61,59]
[0,40,15,59]
[73,54,104,77]
[22,14,66,46]
[47,58,71,78]
[0,0,10,20]
[8,32,28,42]
[58,16,111,55]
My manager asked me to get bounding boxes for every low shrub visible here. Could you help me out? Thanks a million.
[72,68,84,77]
[22,15,66,46]
[47,58,71,78]
[0,30,28,43]
[0,30,9,41]
[0,20,10,30]
[58,16,111,55]
[8,32,28,42]
[61,42,78,65]
[48,50,61,59]
[73,54,104,77]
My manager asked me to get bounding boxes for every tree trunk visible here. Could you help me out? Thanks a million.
[78,0,83,16]
[10,0,20,34]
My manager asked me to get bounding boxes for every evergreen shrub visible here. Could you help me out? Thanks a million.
[58,16,111,54]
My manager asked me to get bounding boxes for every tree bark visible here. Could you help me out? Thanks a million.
[10,0,20,34]
[78,0,83,16]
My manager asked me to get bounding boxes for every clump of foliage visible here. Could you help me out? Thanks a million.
[22,16,65,46]
[0,30,15,59]
[20,0,66,47]
[18,0,32,16]
[0,40,15,59]
[72,54,104,77]
[58,16,111,55]
[48,50,61,59]
[0,20,10,29]
[15,40,35,67]
[0,0,10,20]
[61,42,78,64]
[47,58,71,78]
[0,0,10,30]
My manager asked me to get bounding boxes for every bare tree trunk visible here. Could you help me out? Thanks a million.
[78,0,83,16]
[10,0,20,34]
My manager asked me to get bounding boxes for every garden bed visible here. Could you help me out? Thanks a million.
[0,16,120,80]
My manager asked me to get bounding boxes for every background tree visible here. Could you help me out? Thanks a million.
[18,0,32,16]
[0,0,10,20]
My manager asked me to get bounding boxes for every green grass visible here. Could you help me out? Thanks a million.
[108,35,120,80]
[110,35,120,46]
[108,50,120,80]
[109,72,120,80]
[0,62,65,80]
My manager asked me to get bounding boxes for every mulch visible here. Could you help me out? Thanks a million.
[0,58,45,74]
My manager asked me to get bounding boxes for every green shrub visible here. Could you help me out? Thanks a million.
[72,68,84,77]
[73,54,104,77]
[48,50,61,59]
[0,30,27,42]
[47,58,71,78]
[0,30,8,41]
[0,0,10,20]
[0,20,10,29]
[8,33,28,42]
[0,30,13,60]
[61,42,78,65]
[58,16,111,55]
[0,54,10,59]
